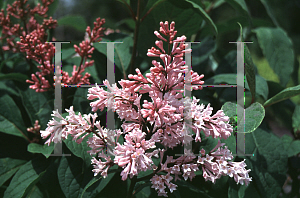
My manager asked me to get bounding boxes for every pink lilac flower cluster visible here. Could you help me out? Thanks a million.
[0,0,105,92]
[40,21,252,197]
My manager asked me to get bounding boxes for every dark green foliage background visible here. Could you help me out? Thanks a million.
[1,0,300,197]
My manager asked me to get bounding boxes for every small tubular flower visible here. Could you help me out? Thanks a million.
[114,128,157,181]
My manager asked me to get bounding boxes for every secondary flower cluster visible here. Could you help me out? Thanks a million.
[0,0,56,53]
[40,21,252,197]
[0,0,105,92]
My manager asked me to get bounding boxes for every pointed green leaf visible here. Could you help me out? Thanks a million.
[0,73,28,82]
[58,155,115,198]
[224,0,250,21]
[3,157,47,198]
[244,45,256,101]
[185,0,218,36]
[0,94,28,139]
[0,158,27,187]
[25,184,44,198]
[58,156,90,198]
[263,85,300,107]
[253,27,294,87]
[80,165,118,198]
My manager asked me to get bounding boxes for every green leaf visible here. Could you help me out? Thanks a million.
[288,140,300,157]
[281,135,300,157]
[57,15,87,32]
[114,36,133,73]
[238,182,260,198]
[27,143,55,158]
[228,179,238,198]
[0,94,28,139]
[72,88,92,114]
[253,27,294,87]
[245,75,268,101]
[174,180,213,198]
[143,0,166,12]
[93,37,133,76]
[259,0,280,27]
[209,174,229,197]
[84,64,102,84]
[292,104,300,134]
[228,179,260,198]
[62,48,75,61]
[191,37,217,66]
[25,184,44,198]
[93,42,106,54]
[201,16,249,36]
[0,81,19,97]
[63,134,93,168]
[135,184,152,198]
[221,133,236,156]
[0,158,27,187]
[206,73,268,100]
[38,157,66,198]
[133,181,152,198]
[3,157,47,198]
[243,128,289,197]
[244,44,256,102]
[281,135,293,151]
[0,73,28,82]
[205,73,237,85]
[58,155,115,198]
[80,166,118,198]
[224,0,250,22]
[184,0,218,36]
[222,102,265,133]
[57,156,91,198]
[18,88,52,130]
[263,85,300,108]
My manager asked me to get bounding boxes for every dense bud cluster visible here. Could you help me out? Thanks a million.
[0,0,106,92]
